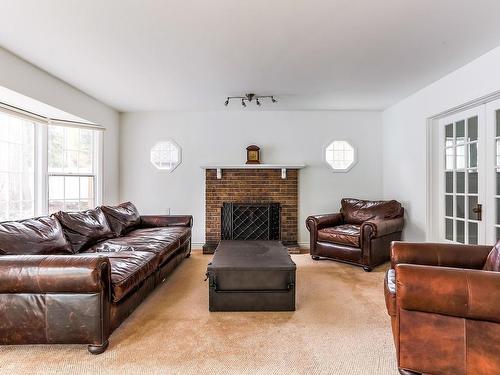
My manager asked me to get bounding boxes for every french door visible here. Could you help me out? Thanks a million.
[438,99,500,244]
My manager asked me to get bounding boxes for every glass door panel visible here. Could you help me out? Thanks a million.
[439,108,484,244]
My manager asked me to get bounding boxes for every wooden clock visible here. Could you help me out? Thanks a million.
[246,145,260,164]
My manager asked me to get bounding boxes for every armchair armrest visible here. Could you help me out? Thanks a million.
[140,215,193,228]
[391,241,492,269]
[361,217,403,238]
[396,264,500,324]
[0,255,110,294]
[306,213,343,232]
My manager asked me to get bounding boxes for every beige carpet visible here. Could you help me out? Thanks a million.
[0,250,398,374]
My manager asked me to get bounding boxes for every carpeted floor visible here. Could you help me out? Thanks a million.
[0,250,399,374]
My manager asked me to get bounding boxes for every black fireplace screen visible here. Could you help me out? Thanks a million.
[221,203,280,240]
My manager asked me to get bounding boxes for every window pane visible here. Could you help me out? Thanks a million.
[48,126,94,173]
[469,171,478,194]
[445,147,454,169]
[48,175,94,214]
[468,222,478,245]
[456,145,465,169]
[445,172,453,193]
[445,124,453,147]
[456,120,465,144]
[445,219,454,241]
[456,172,465,194]
[468,143,477,168]
[456,195,465,218]
[467,116,478,142]
[456,220,465,243]
[468,196,478,220]
[445,195,453,217]
[0,114,35,221]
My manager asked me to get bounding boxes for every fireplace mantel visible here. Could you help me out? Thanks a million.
[201,164,306,179]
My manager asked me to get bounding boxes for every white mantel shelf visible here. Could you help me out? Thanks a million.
[201,164,306,179]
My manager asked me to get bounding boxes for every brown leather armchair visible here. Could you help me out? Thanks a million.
[306,198,404,271]
[385,241,500,375]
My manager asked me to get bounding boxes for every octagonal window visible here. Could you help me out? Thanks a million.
[150,140,181,172]
[325,140,356,172]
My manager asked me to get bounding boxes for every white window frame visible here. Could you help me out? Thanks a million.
[324,139,357,172]
[0,105,104,220]
[44,124,103,214]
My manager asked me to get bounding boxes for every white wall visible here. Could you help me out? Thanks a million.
[383,46,500,241]
[0,47,120,204]
[120,111,382,246]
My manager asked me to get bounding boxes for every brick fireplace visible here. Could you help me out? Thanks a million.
[203,167,300,253]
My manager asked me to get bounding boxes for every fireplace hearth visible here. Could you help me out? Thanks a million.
[221,202,280,241]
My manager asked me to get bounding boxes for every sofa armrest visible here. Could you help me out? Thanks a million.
[391,241,492,269]
[362,217,404,238]
[140,215,193,228]
[0,255,110,294]
[396,264,500,324]
[306,213,343,232]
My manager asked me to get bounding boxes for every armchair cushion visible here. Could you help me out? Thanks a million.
[101,202,141,236]
[396,264,500,324]
[0,216,72,255]
[341,198,403,225]
[484,240,500,271]
[318,224,360,247]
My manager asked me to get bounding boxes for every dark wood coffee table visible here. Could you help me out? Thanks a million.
[206,240,296,311]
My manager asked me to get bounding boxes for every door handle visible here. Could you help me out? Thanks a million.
[472,204,482,221]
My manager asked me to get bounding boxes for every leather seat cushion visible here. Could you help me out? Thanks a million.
[484,240,500,272]
[87,227,190,266]
[104,251,158,302]
[384,269,397,316]
[101,202,141,236]
[317,224,360,247]
[0,216,72,255]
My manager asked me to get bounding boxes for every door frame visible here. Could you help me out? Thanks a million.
[426,90,500,243]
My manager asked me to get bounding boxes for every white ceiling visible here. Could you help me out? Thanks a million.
[1,0,500,112]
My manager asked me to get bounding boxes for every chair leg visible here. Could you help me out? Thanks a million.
[363,266,373,272]
[311,255,320,260]
[88,340,109,355]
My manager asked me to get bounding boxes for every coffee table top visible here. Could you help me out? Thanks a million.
[208,241,296,271]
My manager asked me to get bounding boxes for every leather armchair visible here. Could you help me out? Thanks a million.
[385,241,500,375]
[306,198,404,271]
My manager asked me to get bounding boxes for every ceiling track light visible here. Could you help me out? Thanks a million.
[224,93,278,107]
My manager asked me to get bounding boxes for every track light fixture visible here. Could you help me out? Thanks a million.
[224,93,278,107]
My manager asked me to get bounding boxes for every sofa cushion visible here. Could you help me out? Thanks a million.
[341,198,403,225]
[0,216,72,255]
[484,240,500,272]
[318,224,360,247]
[86,227,190,266]
[54,207,115,253]
[101,251,158,302]
[101,202,140,236]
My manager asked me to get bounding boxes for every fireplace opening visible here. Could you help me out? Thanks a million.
[221,202,280,241]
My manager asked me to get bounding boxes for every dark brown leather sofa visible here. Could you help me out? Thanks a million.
[306,198,404,271]
[0,202,192,354]
[385,241,500,375]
